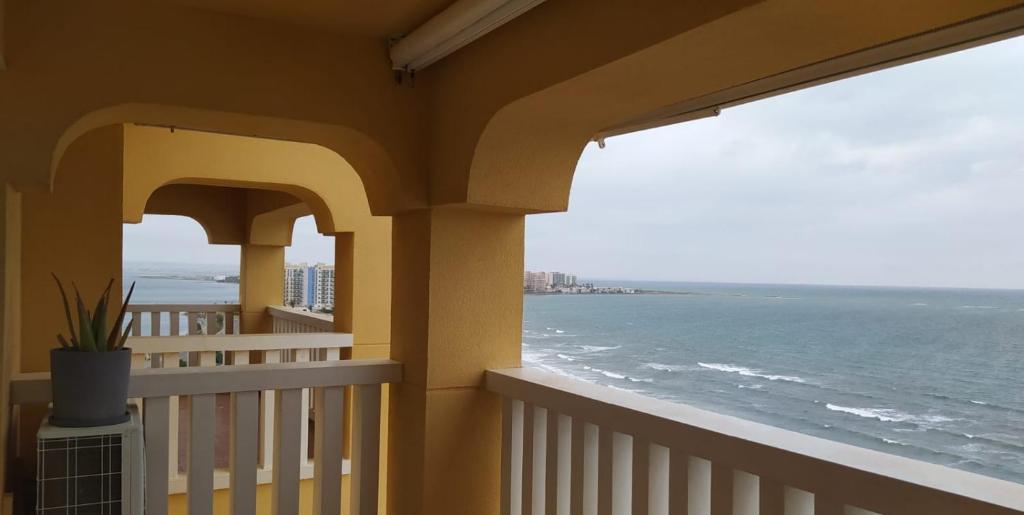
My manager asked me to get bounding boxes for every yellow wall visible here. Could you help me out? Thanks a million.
[0,184,21,500]
[17,125,124,460]
[20,126,124,374]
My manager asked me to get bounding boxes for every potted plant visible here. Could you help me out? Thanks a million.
[49,275,136,427]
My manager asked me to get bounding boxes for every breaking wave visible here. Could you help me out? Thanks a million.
[825,404,954,426]
[698,362,807,383]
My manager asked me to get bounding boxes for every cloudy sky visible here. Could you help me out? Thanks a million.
[126,35,1024,289]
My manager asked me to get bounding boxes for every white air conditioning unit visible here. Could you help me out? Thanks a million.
[35,405,144,514]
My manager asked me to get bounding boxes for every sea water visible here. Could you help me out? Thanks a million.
[122,269,1024,484]
[523,281,1024,484]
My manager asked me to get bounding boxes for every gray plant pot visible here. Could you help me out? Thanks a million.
[49,347,132,427]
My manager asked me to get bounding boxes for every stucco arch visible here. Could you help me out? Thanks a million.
[457,0,1023,213]
[120,123,381,238]
[143,183,313,247]
[51,104,410,217]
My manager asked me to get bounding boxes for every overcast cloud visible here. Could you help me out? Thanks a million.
[526,35,1024,289]
[125,35,1024,289]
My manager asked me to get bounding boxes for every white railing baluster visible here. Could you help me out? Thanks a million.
[161,352,181,480]
[144,396,170,515]
[295,348,311,466]
[313,386,344,515]
[260,350,281,471]
[612,432,632,515]
[786,487,814,515]
[734,470,758,515]
[272,388,303,515]
[188,393,216,515]
[649,444,670,515]
[230,390,259,515]
[523,402,536,515]
[352,384,382,515]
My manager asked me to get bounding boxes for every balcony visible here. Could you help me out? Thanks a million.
[3,2,1024,514]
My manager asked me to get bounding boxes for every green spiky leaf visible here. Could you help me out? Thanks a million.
[73,284,97,352]
[115,322,132,350]
[51,274,79,348]
[56,334,71,349]
[92,279,113,351]
[109,281,135,350]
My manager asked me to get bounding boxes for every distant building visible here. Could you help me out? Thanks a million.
[283,262,335,310]
[550,272,566,287]
[284,263,307,306]
[523,271,549,292]
[524,270,579,292]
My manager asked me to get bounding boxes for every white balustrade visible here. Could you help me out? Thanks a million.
[268,305,335,334]
[10,359,398,515]
[125,332,353,493]
[126,304,241,338]
[487,367,1024,515]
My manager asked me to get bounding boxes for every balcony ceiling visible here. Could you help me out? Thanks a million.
[157,0,457,37]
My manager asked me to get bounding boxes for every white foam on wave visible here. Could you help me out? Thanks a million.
[882,438,907,446]
[698,362,806,383]
[971,400,988,406]
[579,345,621,353]
[555,329,565,334]
[738,384,764,390]
[910,302,928,306]
[644,362,687,372]
[582,365,651,383]
[958,305,999,310]
[825,404,955,425]
[556,353,577,362]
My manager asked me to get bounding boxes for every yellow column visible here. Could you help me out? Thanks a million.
[239,243,284,334]
[388,206,524,515]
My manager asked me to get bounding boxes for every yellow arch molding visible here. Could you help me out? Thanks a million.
[51,104,413,216]
[122,124,375,235]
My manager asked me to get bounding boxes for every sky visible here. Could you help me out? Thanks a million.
[125,35,1024,289]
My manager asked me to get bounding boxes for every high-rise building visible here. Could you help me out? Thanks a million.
[565,274,578,287]
[283,263,307,306]
[550,272,566,287]
[523,271,549,292]
[309,263,335,310]
[283,262,336,310]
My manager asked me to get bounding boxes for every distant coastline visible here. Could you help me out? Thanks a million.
[525,288,691,295]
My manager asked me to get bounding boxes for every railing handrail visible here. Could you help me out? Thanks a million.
[126,332,352,353]
[10,359,401,404]
[127,303,241,312]
[266,305,335,331]
[487,367,1024,515]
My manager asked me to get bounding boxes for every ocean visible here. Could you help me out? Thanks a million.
[121,267,1024,484]
[523,281,1024,485]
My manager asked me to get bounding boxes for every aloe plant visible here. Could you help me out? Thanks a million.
[52,274,136,352]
